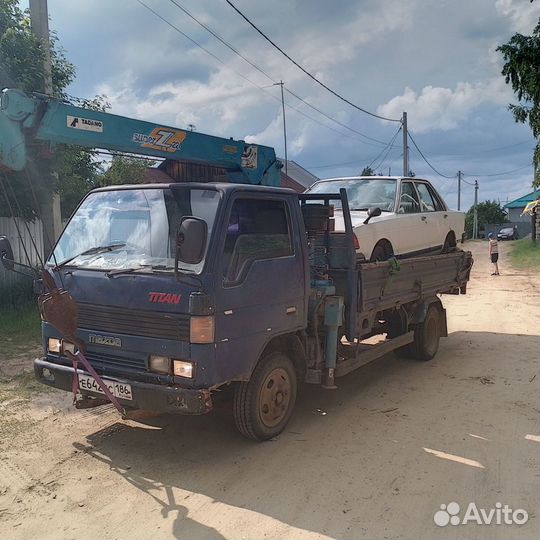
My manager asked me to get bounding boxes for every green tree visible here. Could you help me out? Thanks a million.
[99,156,156,186]
[465,200,508,238]
[360,166,375,176]
[0,0,103,220]
[497,2,540,187]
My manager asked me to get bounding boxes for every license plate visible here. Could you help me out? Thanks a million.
[78,374,133,401]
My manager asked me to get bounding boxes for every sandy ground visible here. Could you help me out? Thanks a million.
[0,240,538,540]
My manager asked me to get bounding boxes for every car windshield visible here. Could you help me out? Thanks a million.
[48,187,220,274]
[500,228,513,234]
[306,178,397,211]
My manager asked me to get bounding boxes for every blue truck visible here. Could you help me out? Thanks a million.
[0,89,472,440]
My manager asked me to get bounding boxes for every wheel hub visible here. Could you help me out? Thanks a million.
[259,367,291,428]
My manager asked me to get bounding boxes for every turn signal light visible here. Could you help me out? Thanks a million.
[190,316,215,344]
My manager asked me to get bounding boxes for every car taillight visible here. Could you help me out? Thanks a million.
[353,235,360,250]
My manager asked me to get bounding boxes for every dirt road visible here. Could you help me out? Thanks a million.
[0,241,538,539]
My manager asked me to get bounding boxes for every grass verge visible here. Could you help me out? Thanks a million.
[0,302,41,358]
[508,238,540,270]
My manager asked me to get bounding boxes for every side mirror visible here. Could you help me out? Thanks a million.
[0,236,14,271]
[363,207,382,225]
[175,217,207,268]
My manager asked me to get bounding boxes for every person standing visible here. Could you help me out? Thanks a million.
[488,232,500,275]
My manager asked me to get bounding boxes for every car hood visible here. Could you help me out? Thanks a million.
[332,208,386,230]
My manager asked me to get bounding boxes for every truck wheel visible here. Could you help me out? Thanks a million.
[411,304,441,361]
[233,351,297,441]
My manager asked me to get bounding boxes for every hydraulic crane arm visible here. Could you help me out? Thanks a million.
[0,89,281,185]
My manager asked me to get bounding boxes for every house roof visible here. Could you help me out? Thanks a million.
[504,189,540,209]
[279,159,319,189]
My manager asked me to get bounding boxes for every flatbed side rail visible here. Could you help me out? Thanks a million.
[358,250,473,314]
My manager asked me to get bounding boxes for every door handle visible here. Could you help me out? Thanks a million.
[421,216,427,221]
[286,306,297,314]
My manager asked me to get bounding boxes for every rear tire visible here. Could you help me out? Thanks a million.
[370,240,393,262]
[410,304,441,361]
[441,232,457,253]
[233,351,297,441]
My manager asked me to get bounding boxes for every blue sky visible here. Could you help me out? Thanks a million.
[23,0,539,210]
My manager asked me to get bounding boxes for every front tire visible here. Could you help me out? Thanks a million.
[233,351,297,441]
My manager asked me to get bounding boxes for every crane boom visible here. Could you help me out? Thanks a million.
[0,89,281,185]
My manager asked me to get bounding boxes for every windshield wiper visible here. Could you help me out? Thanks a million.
[106,264,174,278]
[54,243,126,270]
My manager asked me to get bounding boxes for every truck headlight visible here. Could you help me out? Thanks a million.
[47,338,62,353]
[149,355,171,374]
[173,360,194,379]
[62,341,77,355]
[190,316,215,344]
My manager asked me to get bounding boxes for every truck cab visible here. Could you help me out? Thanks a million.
[36,182,309,436]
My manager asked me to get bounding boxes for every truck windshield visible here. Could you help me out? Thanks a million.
[307,178,397,212]
[48,187,220,274]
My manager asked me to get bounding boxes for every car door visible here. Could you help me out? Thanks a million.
[394,180,424,255]
[415,181,443,251]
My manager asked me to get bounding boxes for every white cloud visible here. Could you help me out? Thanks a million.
[377,78,512,133]
[495,0,540,33]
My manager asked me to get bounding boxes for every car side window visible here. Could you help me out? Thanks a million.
[398,182,420,213]
[415,183,437,212]
[425,184,445,211]
[222,198,293,283]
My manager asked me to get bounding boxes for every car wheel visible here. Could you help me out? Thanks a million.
[441,232,457,253]
[370,240,393,262]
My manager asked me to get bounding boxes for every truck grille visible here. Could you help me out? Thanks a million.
[78,302,190,341]
[84,351,147,372]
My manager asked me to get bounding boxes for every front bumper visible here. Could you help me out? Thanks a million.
[34,358,213,415]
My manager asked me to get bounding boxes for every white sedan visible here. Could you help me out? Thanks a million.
[305,176,465,261]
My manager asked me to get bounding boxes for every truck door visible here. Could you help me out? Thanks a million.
[215,194,306,375]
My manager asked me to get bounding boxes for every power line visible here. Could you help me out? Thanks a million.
[369,126,402,170]
[167,0,275,83]
[135,0,378,145]
[306,125,402,170]
[407,132,456,179]
[285,88,394,147]
[165,0,394,148]
[464,164,532,177]
[433,139,535,157]
[223,0,401,123]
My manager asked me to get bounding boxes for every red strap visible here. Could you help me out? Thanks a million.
[68,350,125,415]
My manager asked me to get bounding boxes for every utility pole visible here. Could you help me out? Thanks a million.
[29,0,61,258]
[402,112,408,177]
[457,170,462,211]
[472,180,478,239]
[273,81,288,180]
